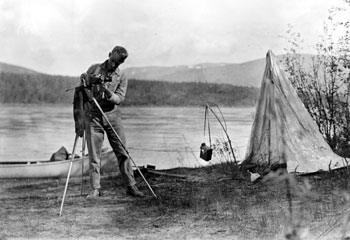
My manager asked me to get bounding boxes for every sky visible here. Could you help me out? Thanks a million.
[0,0,348,76]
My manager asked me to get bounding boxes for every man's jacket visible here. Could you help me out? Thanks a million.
[73,61,128,137]
[82,61,128,114]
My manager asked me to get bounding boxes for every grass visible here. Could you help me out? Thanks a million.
[132,134,350,239]
[133,163,350,240]
[0,161,349,239]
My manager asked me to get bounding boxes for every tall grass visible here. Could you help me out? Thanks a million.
[133,157,350,239]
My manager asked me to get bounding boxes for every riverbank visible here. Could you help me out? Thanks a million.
[0,164,349,240]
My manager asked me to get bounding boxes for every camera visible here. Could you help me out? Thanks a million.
[86,74,112,86]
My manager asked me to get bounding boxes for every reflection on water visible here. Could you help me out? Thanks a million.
[0,104,254,169]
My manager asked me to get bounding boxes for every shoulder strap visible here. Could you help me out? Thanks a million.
[73,86,92,137]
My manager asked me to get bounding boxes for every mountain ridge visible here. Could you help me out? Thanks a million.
[0,54,314,87]
[124,58,268,87]
[0,62,39,75]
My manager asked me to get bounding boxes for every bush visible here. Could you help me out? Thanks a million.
[281,4,350,156]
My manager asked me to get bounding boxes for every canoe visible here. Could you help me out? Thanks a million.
[0,150,119,179]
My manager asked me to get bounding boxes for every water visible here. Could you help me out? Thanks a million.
[0,104,254,169]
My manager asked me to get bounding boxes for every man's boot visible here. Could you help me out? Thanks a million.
[86,189,102,199]
[126,185,145,198]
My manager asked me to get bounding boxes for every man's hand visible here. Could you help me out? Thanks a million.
[102,83,113,99]
[80,73,87,87]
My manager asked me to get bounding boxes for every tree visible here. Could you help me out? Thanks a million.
[282,2,350,156]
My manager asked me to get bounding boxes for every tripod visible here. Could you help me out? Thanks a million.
[59,88,157,216]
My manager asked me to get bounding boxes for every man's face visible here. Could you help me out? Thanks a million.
[107,52,124,71]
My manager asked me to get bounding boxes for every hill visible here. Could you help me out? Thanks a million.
[0,58,270,87]
[0,60,265,87]
[125,54,315,87]
[0,71,258,106]
[1,54,315,88]
[125,60,265,87]
[0,59,261,106]
[0,62,39,75]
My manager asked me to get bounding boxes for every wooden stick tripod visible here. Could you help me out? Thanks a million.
[59,89,157,216]
[59,133,80,217]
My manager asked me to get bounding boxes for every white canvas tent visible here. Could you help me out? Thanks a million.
[242,50,345,173]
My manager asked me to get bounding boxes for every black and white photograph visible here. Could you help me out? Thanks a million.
[0,0,350,239]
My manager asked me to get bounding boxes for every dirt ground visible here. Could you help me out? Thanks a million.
[0,166,349,240]
[0,168,236,240]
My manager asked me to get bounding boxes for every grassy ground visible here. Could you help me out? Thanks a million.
[0,164,349,240]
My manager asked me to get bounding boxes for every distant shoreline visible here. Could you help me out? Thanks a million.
[0,102,256,109]
[0,73,259,107]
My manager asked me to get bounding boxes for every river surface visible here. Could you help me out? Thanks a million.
[0,104,254,169]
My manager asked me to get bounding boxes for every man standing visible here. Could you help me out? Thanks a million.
[80,46,144,198]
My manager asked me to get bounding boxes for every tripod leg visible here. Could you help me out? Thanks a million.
[59,134,79,217]
[80,132,86,196]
